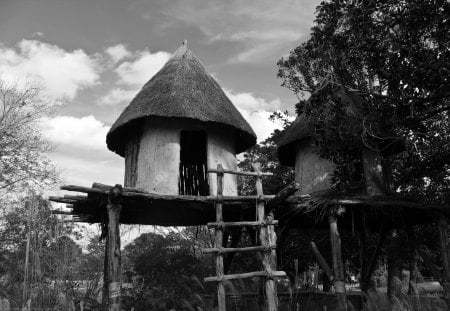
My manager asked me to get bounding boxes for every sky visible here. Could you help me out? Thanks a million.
[1,0,322,189]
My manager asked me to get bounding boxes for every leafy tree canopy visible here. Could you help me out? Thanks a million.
[277,0,449,200]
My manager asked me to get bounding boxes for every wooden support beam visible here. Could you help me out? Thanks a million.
[329,210,347,311]
[48,196,78,204]
[202,245,276,254]
[310,242,334,282]
[208,168,273,177]
[205,270,286,282]
[253,163,278,311]
[207,220,278,228]
[215,165,226,311]
[267,181,301,210]
[106,185,122,311]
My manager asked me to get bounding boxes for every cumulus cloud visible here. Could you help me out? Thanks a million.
[138,0,321,63]
[225,90,284,142]
[105,44,132,64]
[115,50,171,86]
[98,88,136,106]
[42,115,110,150]
[98,48,171,106]
[0,39,100,100]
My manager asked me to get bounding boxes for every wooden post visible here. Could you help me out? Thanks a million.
[253,163,278,311]
[438,216,450,298]
[387,229,403,302]
[106,185,122,311]
[329,207,347,311]
[215,164,226,311]
[310,242,334,283]
[102,233,109,308]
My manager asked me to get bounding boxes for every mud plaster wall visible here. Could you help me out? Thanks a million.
[295,143,334,195]
[207,127,237,196]
[131,119,237,195]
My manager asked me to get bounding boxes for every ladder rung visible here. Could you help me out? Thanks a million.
[207,220,278,228]
[208,168,273,177]
[202,245,276,254]
[204,270,286,282]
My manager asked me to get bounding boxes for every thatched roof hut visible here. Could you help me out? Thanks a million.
[106,41,256,196]
[106,41,256,157]
[277,85,404,195]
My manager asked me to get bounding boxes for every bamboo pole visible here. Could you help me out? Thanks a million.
[214,164,226,311]
[203,245,276,254]
[205,270,286,282]
[106,185,122,311]
[329,210,347,311]
[253,163,278,311]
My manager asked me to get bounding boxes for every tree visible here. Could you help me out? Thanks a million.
[277,0,449,200]
[0,195,80,309]
[0,79,58,205]
[238,111,294,195]
[123,231,213,311]
[277,0,449,295]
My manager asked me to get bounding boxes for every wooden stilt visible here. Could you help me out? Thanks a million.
[102,234,109,308]
[438,216,450,298]
[106,185,122,311]
[253,164,278,311]
[215,165,226,311]
[329,208,347,311]
[310,241,334,282]
[387,229,403,302]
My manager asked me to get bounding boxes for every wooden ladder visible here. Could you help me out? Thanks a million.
[203,164,286,311]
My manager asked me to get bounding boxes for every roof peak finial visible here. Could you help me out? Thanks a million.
[183,40,188,47]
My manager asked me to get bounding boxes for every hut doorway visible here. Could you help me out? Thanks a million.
[179,130,210,196]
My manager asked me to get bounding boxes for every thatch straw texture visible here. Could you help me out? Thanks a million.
[277,114,311,166]
[107,42,256,156]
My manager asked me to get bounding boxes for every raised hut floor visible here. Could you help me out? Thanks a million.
[49,182,276,226]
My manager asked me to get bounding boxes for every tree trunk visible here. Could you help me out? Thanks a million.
[329,211,347,311]
[408,250,419,296]
[387,230,403,302]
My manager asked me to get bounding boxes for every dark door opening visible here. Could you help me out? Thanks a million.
[179,130,210,196]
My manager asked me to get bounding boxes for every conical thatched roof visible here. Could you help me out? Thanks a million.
[106,41,256,157]
[278,86,404,167]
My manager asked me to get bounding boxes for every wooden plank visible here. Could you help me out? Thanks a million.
[329,211,347,311]
[253,163,278,311]
[207,220,278,228]
[202,245,276,254]
[205,270,286,282]
[106,186,122,311]
[48,196,78,204]
[209,168,273,177]
[215,164,226,311]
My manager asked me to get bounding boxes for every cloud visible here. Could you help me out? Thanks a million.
[0,39,100,100]
[105,44,132,64]
[98,88,136,106]
[42,115,110,151]
[139,0,321,63]
[115,50,171,86]
[225,90,284,142]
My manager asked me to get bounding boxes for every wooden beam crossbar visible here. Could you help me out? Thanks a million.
[207,220,278,228]
[202,245,277,254]
[205,270,286,282]
[208,168,273,177]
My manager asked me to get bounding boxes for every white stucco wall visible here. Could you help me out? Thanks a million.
[207,127,237,196]
[135,120,181,194]
[295,143,334,195]
[131,119,237,195]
